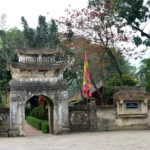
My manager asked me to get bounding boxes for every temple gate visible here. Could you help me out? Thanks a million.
[7,48,69,136]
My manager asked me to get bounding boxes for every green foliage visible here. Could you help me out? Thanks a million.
[0,27,25,90]
[26,116,42,130]
[5,27,25,49]
[30,107,36,117]
[0,103,5,108]
[107,73,137,86]
[36,16,48,48]
[49,20,60,48]
[104,86,114,104]
[138,58,150,92]
[116,0,148,25]
[107,56,136,80]
[21,17,36,47]
[143,39,150,47]
[21,16,60,48]
[133,36,143,47]
[0,14,6,30]
[42,121,49,133]
[30,106,48,120]
[115,0,150,46]
[89,0,150,47]
[0,32,12,88]
[26,116,49,133]
[25,107,31,118]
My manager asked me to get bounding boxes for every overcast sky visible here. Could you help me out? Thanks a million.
[0,0,149,67]
[0,0,88,29]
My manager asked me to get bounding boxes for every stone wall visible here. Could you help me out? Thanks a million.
[96,106,150,131]
[69,102,97,132]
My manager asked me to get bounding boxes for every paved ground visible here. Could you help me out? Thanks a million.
[0,130,150,150]
[24,121,42,135]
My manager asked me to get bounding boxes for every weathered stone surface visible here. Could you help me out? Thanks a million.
[113,86,150,118]
[9,128,20,137]
[8,48,69,136]
[96,106,150,131]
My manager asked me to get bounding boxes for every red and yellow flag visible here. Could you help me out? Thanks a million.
[82,51,92,98]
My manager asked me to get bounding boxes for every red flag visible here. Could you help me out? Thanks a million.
[82,51,92,97]
[38,96,44,107]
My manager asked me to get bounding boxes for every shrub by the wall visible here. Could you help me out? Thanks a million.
[30,108,36,117]
[42,121,49,133]
[26,116,42,130]
[30,106,48,120]
[0,104,5,108]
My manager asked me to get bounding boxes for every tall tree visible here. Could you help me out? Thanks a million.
[58,0,133,85]
[21,17,36,48]
[115,0,150,47]
[49,20,60,48]
[36,15,49,48]
[62,37,135,104]
[0,30,12,89]
[138,58,150,92]
[21,16,60,48]
[0,27,25,89]
[89,0,150,48]
[0,14,6,30]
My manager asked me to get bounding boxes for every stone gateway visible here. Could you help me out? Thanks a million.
[7,48,69,136]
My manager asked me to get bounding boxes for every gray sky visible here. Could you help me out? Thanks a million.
[0,0,88,29]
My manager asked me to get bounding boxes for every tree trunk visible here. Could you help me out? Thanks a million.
[75,74,85,101]
[105,47,123,86]
[90,71,104,106]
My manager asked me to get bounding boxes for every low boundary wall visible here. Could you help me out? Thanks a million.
[69,105,150,132]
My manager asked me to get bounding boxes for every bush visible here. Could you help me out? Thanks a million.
[26,116,42,130]
[30,108,36,117]
[42,121,49,133]
[36,106,45,120]
[0,104,5,108]
[30,106,48,120]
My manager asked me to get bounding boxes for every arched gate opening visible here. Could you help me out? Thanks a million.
[24,95,54,135]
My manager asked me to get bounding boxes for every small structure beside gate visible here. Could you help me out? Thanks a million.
[114,86,150,117]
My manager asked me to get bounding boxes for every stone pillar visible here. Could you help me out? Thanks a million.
[9,91,26,137]
[9,97,20,137]
[53,90,70,134]
[9,101,18,129]
[60,91,70,133]
[90,100,97,131]
[17,100,25,136]
[59,100,70,133]
[53,104,60,134]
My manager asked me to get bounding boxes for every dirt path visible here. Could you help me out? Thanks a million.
[24,121,42,135]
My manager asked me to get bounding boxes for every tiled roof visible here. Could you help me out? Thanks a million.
[15,48,59,55]
[8,62,64,71]
[68,81,103,102]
